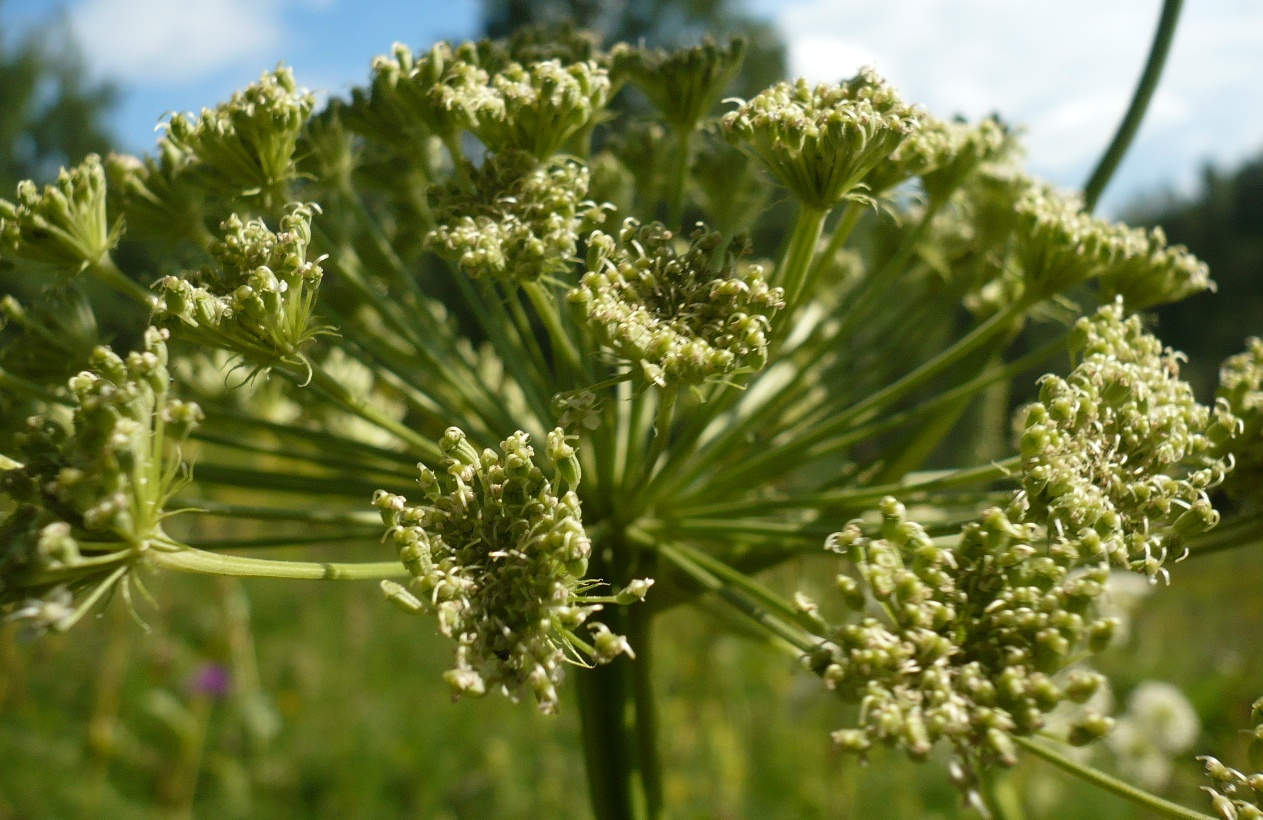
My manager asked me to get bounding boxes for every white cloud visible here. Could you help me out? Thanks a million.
[774,0,1263,207]
[69,0,283,85]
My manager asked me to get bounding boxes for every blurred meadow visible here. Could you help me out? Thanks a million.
[2,1,1263,818]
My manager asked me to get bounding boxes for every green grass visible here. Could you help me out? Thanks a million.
[2,544,1260,818]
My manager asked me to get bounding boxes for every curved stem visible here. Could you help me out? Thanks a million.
[1014,736,1214,820]
[1082,0,1186,212]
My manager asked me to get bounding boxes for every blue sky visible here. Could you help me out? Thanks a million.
[6,0,1263,215]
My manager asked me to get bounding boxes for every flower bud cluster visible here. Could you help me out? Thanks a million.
[569,218,784,387]
[1,327,200,634]
[1201,697,1263,820]
[1017,300,1238,579]
[816,498,1113,769]
[374,427,633,713]
[1013,183,1213,304]
[721,68,919,209]
[427,151,607,283]
[154,204,329,370]
[866,115,1010,202]
[348,42,490,147]
[614,37,746,130]
[449,58,611,160]
[1097,225,1213,310]
[1216,338,1263,504]
[0,154,121,279]
[162,68,313,201]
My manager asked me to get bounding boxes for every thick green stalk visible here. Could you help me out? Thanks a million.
[777,204,829,317]
[627,551,662,820]
[1083,0,1186,212]
[577,536,642,820]
[1015,737,1213,820]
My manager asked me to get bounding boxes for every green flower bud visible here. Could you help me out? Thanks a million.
[0,154,123,280]
[162,67,313,204]
[377,427,630,713]
[721,68,919,209]
[451,58,611,160]
[614,37,746,131]
[570,218,783,387]
[1,327,198,631]
[427,151,607,284]
[154,204,330,372]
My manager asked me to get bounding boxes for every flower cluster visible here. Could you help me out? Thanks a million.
[615,37,746,130]
[162,68,314,202]
[448,58,611,159]
[1017,300,1238,579]
[154,204,329,372]
[0,154,121,280]
[348,42,490,148]
[1013,182,1215,305]
[1217,338,1263,504]
[866,115,1011,203]
[814,499,1113,771]
[1,327,200,636]
[427,151,607,283]
[721,68,919,209]
[569,218,784,387]
[373,427,640,713]
[1201,697,1263,820]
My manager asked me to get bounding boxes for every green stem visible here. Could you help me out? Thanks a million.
[191,463,396,500]
[777,204,829,317]
[665,126,693,229]
[88,255,155,309]
[655,542,814,653]
[1184,510,1263,558]
[576,532,641,820]
[0,366,68,404]
[678,457,1019,519]
[189,430,418,482]
[627,554,662,820]
[297,365,444,464]
[638,388,676,488]
[176,499,380,526]
[832,200,942,343]
[198,405,417,466]
[523,280,584,378]
[677,299,1029,504]
[977,765,1026,820]
[1082,0,1185,212]
[150,545,407,581]
[1014,736,1214,820]
[801,200,864,297]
